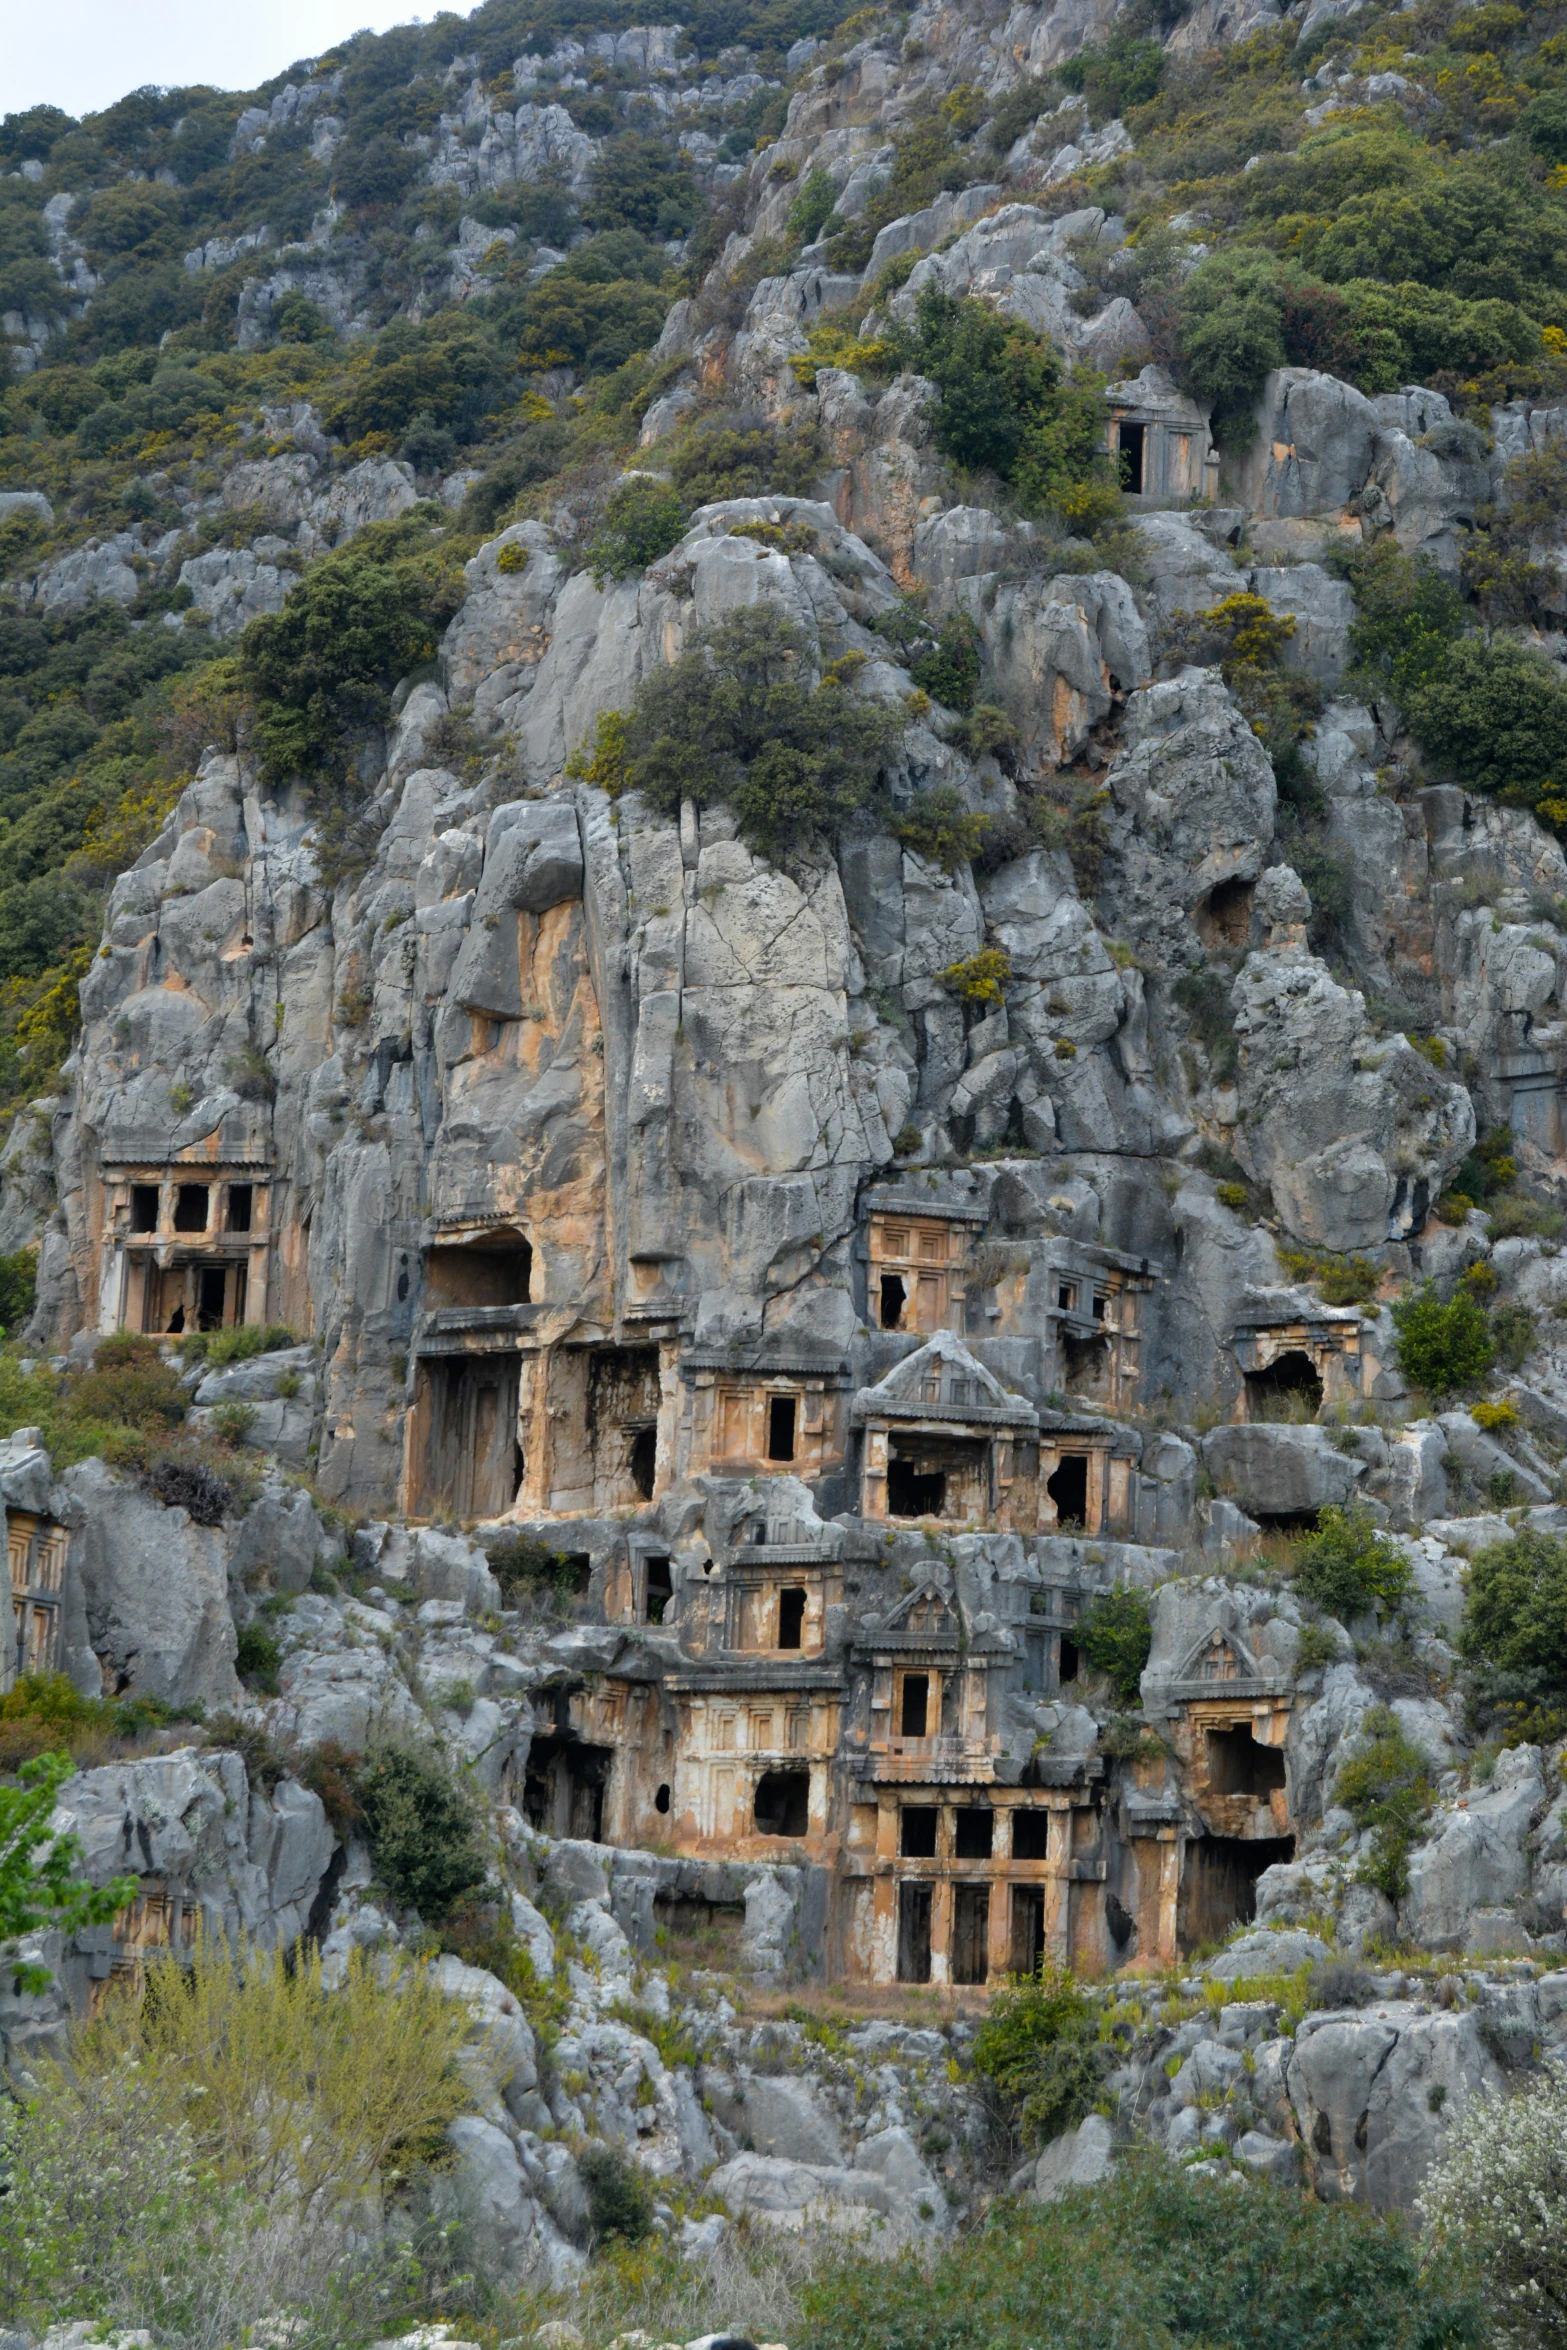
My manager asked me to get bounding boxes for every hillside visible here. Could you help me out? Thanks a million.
[5,0,1567,2343]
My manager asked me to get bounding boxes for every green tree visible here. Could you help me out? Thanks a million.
[1460,1530,1567,1716]
[1075,1587,1153,1703]
[1334,1703,1433,1902]
[1400,636,1567,825]
[1175,249,1287,447]
[1390,1284,1495,1397]
[356,1745,489,1921]
[903,288,1111,515]
[970,1960,1108,2147]
[1294,1504,1414,1623]
[586,475,690,582]
[615,607,897,861]
[239,528,464,791]
[0,1751,137,1989]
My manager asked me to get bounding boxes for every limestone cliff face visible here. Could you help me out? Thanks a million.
[13,0,1567,2131]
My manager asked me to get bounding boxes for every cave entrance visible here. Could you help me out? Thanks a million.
[522,1735,613,1841]
[1047,1453,1089,1529]
[415,1353,523,1520]
[1195,875,1255,949]
[1177,1833,1294,1951]
[879,1273,907,1329]
[1205,1725,1288,1799]
[897,1881,933,1983]
[754,1768,810,1838]
[1245,1350,1324,1421]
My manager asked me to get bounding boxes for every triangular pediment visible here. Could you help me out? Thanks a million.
[1175,1625,1262,1684]
[853,1331,1033,1422]
[878,1579,963,1640]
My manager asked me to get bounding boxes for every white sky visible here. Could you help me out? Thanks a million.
[2,0,474,122]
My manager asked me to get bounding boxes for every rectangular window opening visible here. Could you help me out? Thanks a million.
[643,1555,673,1625]
[778,1586,806,1649]
[955,1805,993,1861]
[900,1804,938,1858]
[130,1184,159,1233]
[900,1672,930,1738]
[173,1183,210,1233]
[766,1394,797,1462]
[225,1183,253,1233]
[1012,1809,1051,1860]
[952,1883,990,1985]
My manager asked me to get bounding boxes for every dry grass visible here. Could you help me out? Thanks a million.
[515,2218,867,2349]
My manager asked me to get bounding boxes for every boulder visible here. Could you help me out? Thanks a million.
[1031,2110,1114,2200]
[1403,1746,1545,1948]
[1286,2001,1504,2209]
[1202,1424,1365,1519]
[60,1459,239,1708]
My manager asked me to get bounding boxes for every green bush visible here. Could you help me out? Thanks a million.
[586,476,690,582]
[796,2149,1479,2350]
[900,287,1112,517]
[1075,1588,1153,1704]
[1401,637,1567,833]
[610,606,897,861]
[908,613,982,712]
[1293,1504,1414,1624]
[1330,538,1467,706]
[239,525,465,793]
[234,1621,282,1697]
[1334,1702,1433,1902]
[0,1248,36,1338]
[1057,29,1164,124]
[665,414,824,506]
[577,2142,655,2243]
[788,168,838,243]
[1460,1530,1567,1720]
[356,1744,489,1921]
[970,1960,1108,2148]
[1390,1284,1495,1398]
[889,786,992,872]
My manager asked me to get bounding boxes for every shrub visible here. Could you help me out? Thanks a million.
[1334,1702,1433,1902]
[64,1337,186,1433]
[796,2151,1479,2350]
[357,1744,490,1920]
[0,1246,36,1337]
[298,1739,366,1838]
[239,528,465,794]
[908,613,982,712]
[1401,636,1567,826]
[234,1620,282,1696]
[665,414,824,506]
[787,168,838,243]
[140,1458,236,1524]
[1460,1530,1567,1718]
[1421,2071,1567,2350]
[611,607,897,861]
[1278,1250,1380,1306]
[578,2142,656,2244]
[1293,1504,1414,1623]
[1391,1284,1494,1398]
[889,786,992,872]
[1174,250,1289,447]
[1075,1588,1153,1704]
[1491,1300,1537,1372]
[970,1960,1108,2148]
[901,287,1113,517]
[940,947,1012,1004]
[586,475,690,582]
[1331,538,1467,707]
[1172,965,1239,1083]
[1057,28,1164,123]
